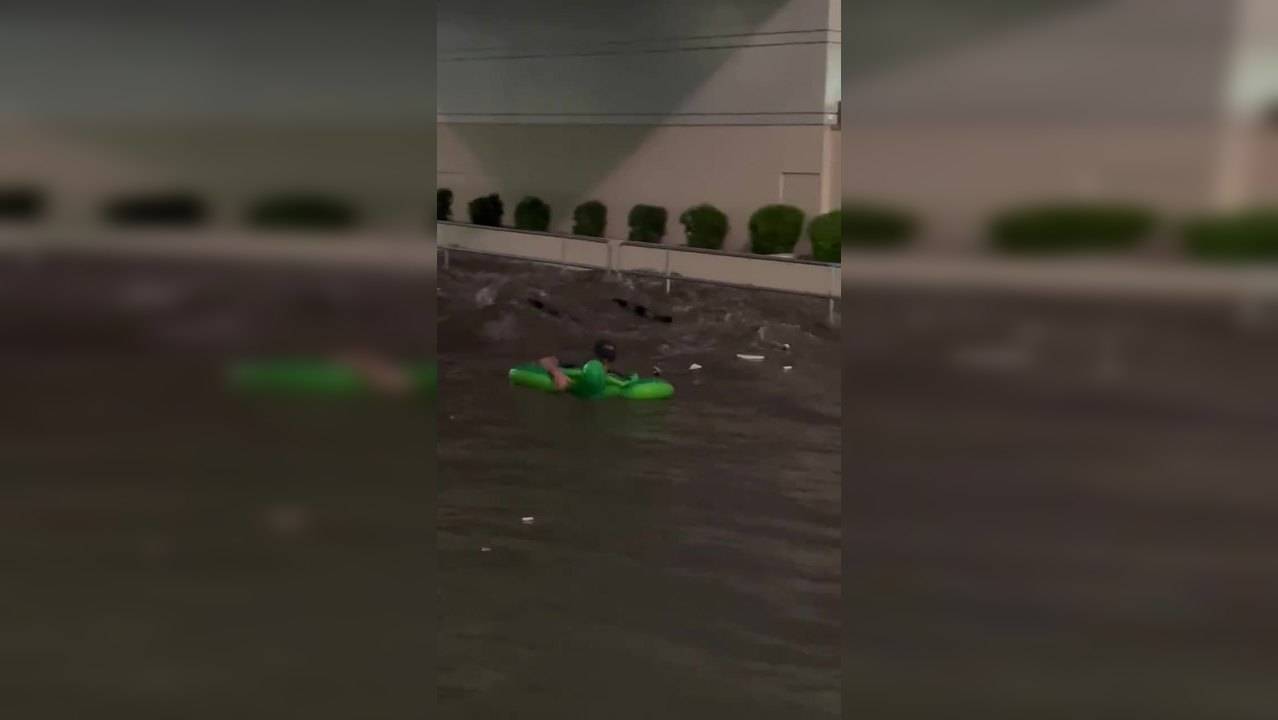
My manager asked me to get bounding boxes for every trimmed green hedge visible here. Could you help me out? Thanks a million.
[843,202,916,250]
[514,196,551,232]
[679,204,729,250]
[437,189,452,221]
[107,191,208,227]
[249,193,356,231]
[809,210,841,262]
[628,204,667,243]
[468,194,504,227]
[1184,208,1278,262]
[990,202,1155,254]
[749,204,805,255]
[573,200,607,237]
[0,186,45,222]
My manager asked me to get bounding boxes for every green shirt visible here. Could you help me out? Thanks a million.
[569,359,608,398]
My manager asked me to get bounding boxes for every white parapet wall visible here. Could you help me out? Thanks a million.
[438,221,840,299]
[437,221,609,267]
[842,254,1278,304]
[617,241,840,298]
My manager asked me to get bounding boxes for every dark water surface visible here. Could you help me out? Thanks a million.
[0,253,432,719]
[437,254,841,718]
[847,286,1278,718]
[0,249,840,717]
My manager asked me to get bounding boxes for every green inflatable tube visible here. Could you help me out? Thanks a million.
[228,359,436,396]
[507,363,674,400]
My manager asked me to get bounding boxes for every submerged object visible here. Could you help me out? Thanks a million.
[736,353,765,362]
[228,359,436,396]
[612,297,674,323]
[507,363,674,400]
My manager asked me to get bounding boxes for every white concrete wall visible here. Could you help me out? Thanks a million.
[1214,0,1278,208]
[1223,0,1278,119]
[437,0,840,253]
[438,222,840,298]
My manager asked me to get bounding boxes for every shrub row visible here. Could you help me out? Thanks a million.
[0,187,364,231]
[435,189,1278,264]
[1184,209,1278,262]
[986,203,1278,262]
[441,190,846,260]
[990,203,1155,254]
[18,181,1278,264]
[0,186,45,221]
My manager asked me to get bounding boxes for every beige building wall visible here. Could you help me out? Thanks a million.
[0,120,434,235]
[438,123,837,253]
[0,5,435,238]
[843,123,1221,253]
[437,0,840,254]
[844,0,1239,251]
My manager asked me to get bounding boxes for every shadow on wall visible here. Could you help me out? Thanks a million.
[440,124,654,229]
[437,0,798,232]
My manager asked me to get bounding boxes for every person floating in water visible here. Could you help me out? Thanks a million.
[539,338,617,396]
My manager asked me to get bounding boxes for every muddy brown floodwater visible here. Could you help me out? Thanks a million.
[0,252,432,719]
[437,253,841,718]
[847,286,1278,719]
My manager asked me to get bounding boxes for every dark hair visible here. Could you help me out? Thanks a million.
[593,339,617,362]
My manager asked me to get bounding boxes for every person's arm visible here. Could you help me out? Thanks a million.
[337,349,414,396]
[539,356,571,391]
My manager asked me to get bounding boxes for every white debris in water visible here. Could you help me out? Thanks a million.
[521,516,535,525]
[756,327,791,352]
[481,315,520,342]
[783,365,793,371]
[689,363,703,371]
[736,354,765,362]
[481,547,492,553]
[474,284,498,308]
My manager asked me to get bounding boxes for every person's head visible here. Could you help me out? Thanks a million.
[593,338,617,366]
